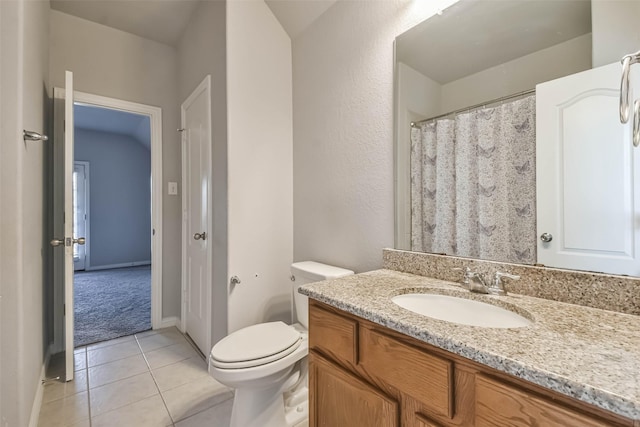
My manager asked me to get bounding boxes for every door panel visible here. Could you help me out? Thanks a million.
[181,76,212,356]
[537,62,640,276]
[53,71,76,381]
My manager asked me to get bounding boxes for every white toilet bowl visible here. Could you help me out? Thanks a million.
[209,322,308,427]
[208,261,354,427]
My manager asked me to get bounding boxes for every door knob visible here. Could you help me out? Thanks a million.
[51,237,86,247]
[50,238,64,247]
[540,233,553,243]
[193,232,206,241]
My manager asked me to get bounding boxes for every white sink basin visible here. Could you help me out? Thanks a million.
[392,293,532,328]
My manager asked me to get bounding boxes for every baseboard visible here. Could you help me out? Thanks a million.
[28,345,52,427]
[84,260,151,271]
[160,316,180,329]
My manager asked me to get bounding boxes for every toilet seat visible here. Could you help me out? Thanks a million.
[210,321,302,369]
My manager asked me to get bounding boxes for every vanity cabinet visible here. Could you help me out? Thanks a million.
[308,300,634,427]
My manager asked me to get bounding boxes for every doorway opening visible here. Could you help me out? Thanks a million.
[65,91,162,347]
[72,103,153,346]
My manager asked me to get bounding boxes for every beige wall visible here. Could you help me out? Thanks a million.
[227,0,293,333]
[293,0,449,273]
[0,0,50,425]
[49,10,182,318]
[177,0,229,345]
[592,0,640,67]
[441,34,592,113]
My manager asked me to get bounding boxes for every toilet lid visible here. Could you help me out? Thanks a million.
[211,321,301,365]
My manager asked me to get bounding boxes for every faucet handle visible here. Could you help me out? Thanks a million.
[452,267,473,289]
[489,272,520,296]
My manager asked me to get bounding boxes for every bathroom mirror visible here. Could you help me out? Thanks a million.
[394,0,640,276]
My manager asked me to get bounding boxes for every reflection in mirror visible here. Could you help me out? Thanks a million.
[394,0,640,276]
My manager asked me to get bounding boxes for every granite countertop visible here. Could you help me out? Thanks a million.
[299,269,640,420]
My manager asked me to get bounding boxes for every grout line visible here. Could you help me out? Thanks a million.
[135,333,176,426]
[83,350,93,427]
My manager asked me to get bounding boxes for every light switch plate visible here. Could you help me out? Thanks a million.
[168,182,178,195]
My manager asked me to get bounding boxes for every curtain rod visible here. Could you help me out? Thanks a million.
[410,88,536,128]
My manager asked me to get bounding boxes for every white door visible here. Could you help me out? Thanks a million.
[537,62,640,276]
[52,71,83,380]
[181,76,212,355]
[73,162,89,271]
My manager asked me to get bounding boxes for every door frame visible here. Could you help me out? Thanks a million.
[180,75,213,354]
[52,89,164,352]
[73,161,90,271]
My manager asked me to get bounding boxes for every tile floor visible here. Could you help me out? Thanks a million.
[39,327,234,427]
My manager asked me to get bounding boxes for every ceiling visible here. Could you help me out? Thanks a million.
[396,0,592,84]
[50,0,337,45]
[75,104,151,149]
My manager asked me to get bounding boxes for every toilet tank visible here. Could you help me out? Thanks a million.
[291,261,354,329]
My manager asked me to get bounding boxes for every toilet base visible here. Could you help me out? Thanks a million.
[228,363,308,427]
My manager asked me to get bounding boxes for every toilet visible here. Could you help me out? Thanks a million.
[208,261,354,427]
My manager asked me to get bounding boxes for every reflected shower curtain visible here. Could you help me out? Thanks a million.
[410,95,536,264]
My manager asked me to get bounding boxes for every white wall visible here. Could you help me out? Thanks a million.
[75,129,151,269]
[227,0,293,333]
[395,62,442,250]
[0,0,50,425]
[441,34,593,113]
[49,10,182,318]
[293,0,455,273]
[592,0,640,67]
[177,0,228,345]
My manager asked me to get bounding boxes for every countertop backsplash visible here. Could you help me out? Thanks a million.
[383,248,640,316]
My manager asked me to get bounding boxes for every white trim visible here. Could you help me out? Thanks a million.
[84,261,152,271]
[180,75,213,355]
[52,89,164,338]
[28,346,52,427]
[160,316,180,329]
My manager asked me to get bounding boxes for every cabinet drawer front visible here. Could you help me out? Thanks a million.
[475,375,612,427]
[415,413,445,427]
[360,328,453,419]
[309,304,358,365]
[311,353,399,427]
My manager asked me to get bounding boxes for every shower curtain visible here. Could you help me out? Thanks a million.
[410,94,536,264]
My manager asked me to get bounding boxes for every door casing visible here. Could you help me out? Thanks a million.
[51,88,164,354]
[180,75,213,355]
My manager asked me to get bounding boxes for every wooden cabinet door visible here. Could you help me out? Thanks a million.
[310,352,399,427]
[475,375,614,427]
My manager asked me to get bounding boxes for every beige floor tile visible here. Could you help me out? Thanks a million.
[161,376,232,422]
[175,398,232,427]
[88,354,149,389]
[138,328,187,353]
[74,351,86,371]
[42,370,88,404]
[135,326,176,339]
[87,334,136,351]
[37,391,89,427]
[89,371,159,416]
[67,419,90,427]
[91,394,173,427]
[87,340,142,367]
[152,357,209,392]
[144,342,201,370]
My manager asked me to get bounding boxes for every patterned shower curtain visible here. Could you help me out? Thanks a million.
[410,95,536,264]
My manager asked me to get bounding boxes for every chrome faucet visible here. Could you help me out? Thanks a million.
[453,267,488,293]
[488,271,520,296]
[453,268,519,296]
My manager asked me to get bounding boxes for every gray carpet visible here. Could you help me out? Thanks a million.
[74,265,151,347]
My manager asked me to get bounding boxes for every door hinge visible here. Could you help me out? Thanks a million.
[63,304,65,316]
